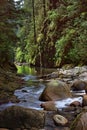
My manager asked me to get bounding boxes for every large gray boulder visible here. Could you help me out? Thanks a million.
[39,79,72,101]
[0,106,45,129]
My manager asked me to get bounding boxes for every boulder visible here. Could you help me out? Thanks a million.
[53,114,68,126]
[70,101,81,107]
[79,72,87,81]
[71,80,87,91]
[82,94,87,106]
[82,106,87,111]
[0,129,9,130]
[40,101,57,111]
[39,80,71,101]
[0,106,45,129]
[62,128,70,130]
[70,112,87,130]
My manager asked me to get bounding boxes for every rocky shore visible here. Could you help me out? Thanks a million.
[0,67,25,105]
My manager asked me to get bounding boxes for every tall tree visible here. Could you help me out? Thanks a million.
[39,0,46,68]
[32,0,37,45]
[15,0,87,67]
[0,0,19,71]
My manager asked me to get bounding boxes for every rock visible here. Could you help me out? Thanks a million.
[82,94,87,106]
[62,128,70,130]
[39,80,72,101]
[40,101,57,111]
[62,106,76,112]
[0,69,23,105]
[74,66,87,74]
[29,128,44,130]
[70,101,81,107]
[22,89,28,93]
[10,95,20,103]
[62,64,75,70]
[79,72,87,81]
[53,114,68,126]
[70,112,87,130]
[82,106,87,111]
[0,129,9,130]
[0,106,45,129]
[71,80,87,91]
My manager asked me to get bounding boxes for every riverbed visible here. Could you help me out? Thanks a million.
[0,65,86,111]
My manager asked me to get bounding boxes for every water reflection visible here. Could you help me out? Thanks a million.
[16,65,37,75]
[16,64,56,76]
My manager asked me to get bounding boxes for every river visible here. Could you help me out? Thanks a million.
[0,65,84,111]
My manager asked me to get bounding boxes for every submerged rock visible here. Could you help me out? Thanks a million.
[39,79,72,101]
[0,106,45,129]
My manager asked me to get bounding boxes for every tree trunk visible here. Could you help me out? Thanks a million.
[32,0,37,44]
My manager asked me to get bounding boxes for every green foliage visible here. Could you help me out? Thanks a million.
[66,1,78,17]
[0,0,20,66]
[15,47,23,62]
[25,38,38,64]
[67,10,87,64]
[47,10,59,21]
[15,0,87,67]
[37,33,44,43]
[55,29,75,66]
[15,0,36,64]
[17,65,36,75]
[54,0,87,66]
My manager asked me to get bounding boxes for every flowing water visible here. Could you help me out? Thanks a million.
[0,65,85,111]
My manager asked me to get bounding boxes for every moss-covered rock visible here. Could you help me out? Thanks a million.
[0,67,24,104]
[70,112,87,130]
[0,106,45,129]
[39,79,72,101]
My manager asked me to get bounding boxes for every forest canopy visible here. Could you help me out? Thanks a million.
[0,0,87,69]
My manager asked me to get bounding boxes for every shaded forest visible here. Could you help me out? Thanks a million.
[0,1,87,130]
[0,0,87,70]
